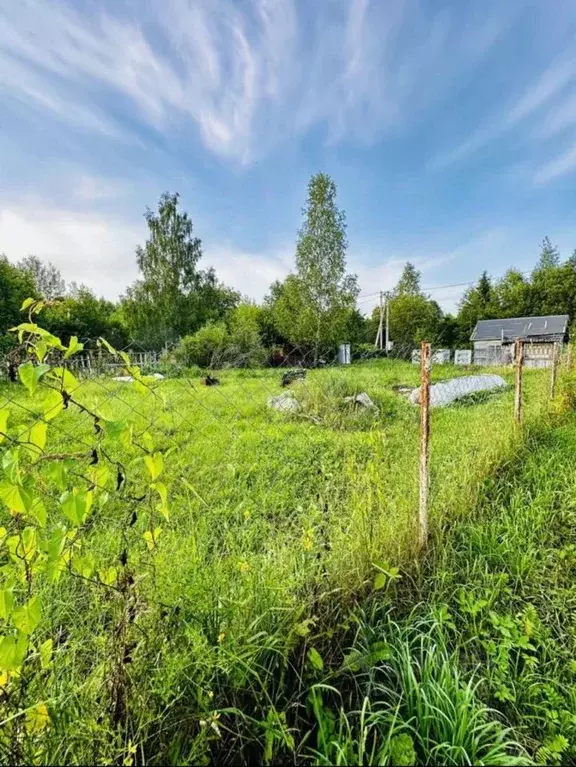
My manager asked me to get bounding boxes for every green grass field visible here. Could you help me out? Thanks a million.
[0,359,557,763]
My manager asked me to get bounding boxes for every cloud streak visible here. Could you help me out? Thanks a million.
[0,0,515,163]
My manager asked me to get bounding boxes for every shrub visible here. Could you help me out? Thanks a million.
[172,321,228,368]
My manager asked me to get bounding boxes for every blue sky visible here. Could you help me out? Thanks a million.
[2,0,576,314]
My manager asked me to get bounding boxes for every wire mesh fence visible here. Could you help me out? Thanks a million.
[0,311,571,762]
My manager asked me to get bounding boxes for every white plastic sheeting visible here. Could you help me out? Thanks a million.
[409,374,508,407]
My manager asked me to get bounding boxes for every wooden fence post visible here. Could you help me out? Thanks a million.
[514,339,523,426]
[567,342,572,371]
[550,342,559,400]
[419,341,431,550]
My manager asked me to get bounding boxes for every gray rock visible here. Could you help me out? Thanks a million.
[409,374,507,407]
[344,392,378,410]
[268,392,301,413]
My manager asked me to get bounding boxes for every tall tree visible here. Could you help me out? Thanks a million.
[534,236,560,272]
[123,192,239,348]
[271,173,359,358]
[531,237,566,315]
[17,255,65,299]
[385,264,442,352]
[458,270,496,340]
[491,269,531,318]
[394,262,422,296]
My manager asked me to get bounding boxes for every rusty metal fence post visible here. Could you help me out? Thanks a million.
[550,342,559,400]
[419,341,431,550]
[514,339,524,426]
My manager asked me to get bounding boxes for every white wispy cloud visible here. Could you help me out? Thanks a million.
[0,0,515,163]
[428,41,576,182]
[533,140,576,184]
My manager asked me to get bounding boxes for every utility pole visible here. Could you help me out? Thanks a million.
[374,291,384,349]
[385,292,390,355]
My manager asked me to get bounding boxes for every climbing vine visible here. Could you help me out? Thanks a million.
[0,298,170,763]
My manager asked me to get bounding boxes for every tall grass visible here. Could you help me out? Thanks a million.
[0,359,558,763]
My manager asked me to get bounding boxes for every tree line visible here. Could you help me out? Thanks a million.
[2,174,575,366]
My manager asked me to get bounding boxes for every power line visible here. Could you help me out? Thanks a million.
[357,270,534,305]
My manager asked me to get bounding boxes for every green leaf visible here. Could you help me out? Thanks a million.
[145,453,164,481]
[151,482,169,519]
[12,596,41,635]
[0,589,14,621]
[44,461,67,491]
[39,638,53,669]
[30,497,46,527]
[18,362,50,395]
[307,647,324,671]
[0,633,28,671]
[33,339,47,362]
[2,450,20,483]
[89,464,110,492]
[98,337,117,355]
[0,409,8,444]
[23,422,47,457]
[43,528,66,583]
[99,567,117,586]
[73,553,96,579]
[11,322,40,342]
[63,335,84,360]
[373,572,387,591]
[42,390,64,421]
[60,489,93,527]
[103,420,132,447]
[0,482,33,515]
[143,527,162,551]
[141,431,154,452]
[26,703,49,734]
[20,527,38,561]
[20,297,36,311]
[49,367,79,393]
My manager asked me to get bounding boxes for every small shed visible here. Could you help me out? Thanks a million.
[471,315,569,368]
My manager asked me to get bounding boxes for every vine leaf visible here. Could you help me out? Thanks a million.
[39,638,53,669]
[42,390,64,421]
[0,481,33,515]
[18,362,50,395]
[0,588,14,620]
[0,409,8,443]
[0,633,28,672]
[145,453,164,481]
[60,489,93,527]
[63,336,84,360]
[151,482,169,519]
[12,596,42,635]
[25,703,50,734]
[144,527,162,551]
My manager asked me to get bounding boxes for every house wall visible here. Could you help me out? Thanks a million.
[474,340,562,367]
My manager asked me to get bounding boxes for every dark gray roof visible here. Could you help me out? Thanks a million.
[471,315,569,342]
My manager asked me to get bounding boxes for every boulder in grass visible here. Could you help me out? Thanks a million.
[344,392,378,410]
[268,392,301,413]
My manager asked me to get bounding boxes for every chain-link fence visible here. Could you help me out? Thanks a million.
[0,313,570,762]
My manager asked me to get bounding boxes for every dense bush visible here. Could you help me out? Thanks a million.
[171,314,268,370]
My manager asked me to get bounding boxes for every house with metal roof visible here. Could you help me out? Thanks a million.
[471,315,569,367]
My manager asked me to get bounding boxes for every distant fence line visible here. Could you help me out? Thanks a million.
[66,350,160,372]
